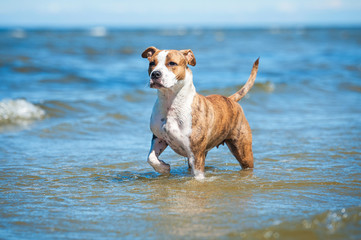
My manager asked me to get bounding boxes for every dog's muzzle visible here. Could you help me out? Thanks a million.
[150,71,164,88]
[151,70,162,80]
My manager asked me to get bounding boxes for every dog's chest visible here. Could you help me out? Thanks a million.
[150,101,193,157]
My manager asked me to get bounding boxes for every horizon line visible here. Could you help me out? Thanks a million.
[1,22,361,30]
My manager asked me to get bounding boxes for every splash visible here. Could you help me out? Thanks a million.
[0,99,46,125]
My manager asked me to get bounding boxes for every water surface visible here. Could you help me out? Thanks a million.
[0,27,360,239]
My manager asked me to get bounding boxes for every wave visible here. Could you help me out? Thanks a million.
[198,80,276,97]
[238,206,361,239]
[10,28,26,39]
[89,26,107,37]
[0,99,46,126]
[253,81,276,93]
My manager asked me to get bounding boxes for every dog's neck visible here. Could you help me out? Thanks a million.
[156,71,196,115]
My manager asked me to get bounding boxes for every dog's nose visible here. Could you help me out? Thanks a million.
[151,71,162,79]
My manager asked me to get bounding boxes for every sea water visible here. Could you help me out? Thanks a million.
[0,27,360,239]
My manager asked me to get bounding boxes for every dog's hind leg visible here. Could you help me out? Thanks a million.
[147,135,170,174]
[225,139,254,169]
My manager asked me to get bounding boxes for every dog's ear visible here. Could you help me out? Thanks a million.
[142,46,158,59]
[180,49,196,66]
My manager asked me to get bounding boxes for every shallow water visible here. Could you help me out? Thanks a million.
[0,27,361,239]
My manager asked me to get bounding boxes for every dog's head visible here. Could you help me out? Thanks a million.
[142,47,196,90]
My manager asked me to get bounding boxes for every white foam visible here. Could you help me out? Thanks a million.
[0,99,46,125]
[11,28,26,39]
[89,26,107,37]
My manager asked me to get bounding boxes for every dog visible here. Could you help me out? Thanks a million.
[142,46,259,179]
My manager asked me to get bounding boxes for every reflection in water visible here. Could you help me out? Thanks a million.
[142,169,255,238]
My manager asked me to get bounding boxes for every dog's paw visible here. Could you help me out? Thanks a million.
[192,169,205,181]
[157,160,171,174]
[148,159,170,174]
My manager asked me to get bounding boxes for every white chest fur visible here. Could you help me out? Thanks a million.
[150,81,195,157]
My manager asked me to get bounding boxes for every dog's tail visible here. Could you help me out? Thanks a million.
[228,58,259,102]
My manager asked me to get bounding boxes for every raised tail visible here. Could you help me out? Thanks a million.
[228,58,259,102]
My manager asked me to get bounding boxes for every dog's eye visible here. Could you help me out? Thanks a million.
[168,62,177,67]
[149,61,156,67]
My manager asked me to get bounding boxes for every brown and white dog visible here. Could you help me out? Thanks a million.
[142,46,259,179]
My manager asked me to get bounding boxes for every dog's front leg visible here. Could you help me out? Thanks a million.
[188,151,206,180]
[147,135,170,174]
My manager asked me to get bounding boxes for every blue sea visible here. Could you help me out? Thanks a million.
[1,27,361,239]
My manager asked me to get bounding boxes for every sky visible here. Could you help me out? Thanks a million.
[0,0,360,28]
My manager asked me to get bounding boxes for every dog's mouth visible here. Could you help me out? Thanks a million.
[150,82,164,89]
